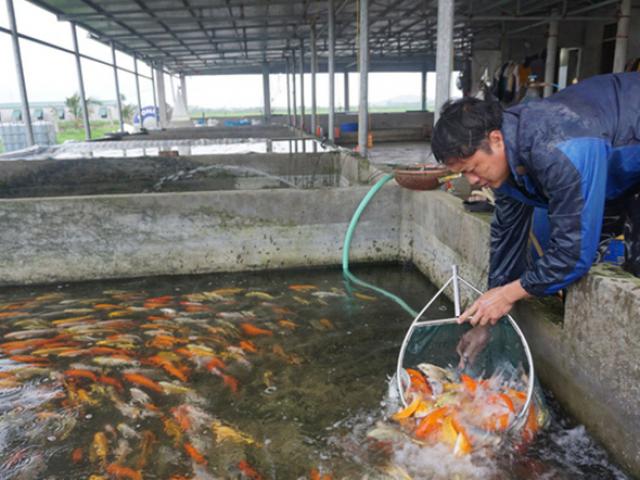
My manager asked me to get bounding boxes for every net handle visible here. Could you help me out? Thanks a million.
[395,267,535,434]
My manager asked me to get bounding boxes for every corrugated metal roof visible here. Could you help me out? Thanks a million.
[25,0,620,75]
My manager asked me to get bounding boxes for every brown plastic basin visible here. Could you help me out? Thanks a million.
[393,164,451,191]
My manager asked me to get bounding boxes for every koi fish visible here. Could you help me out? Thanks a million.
[122,373,163,394]
[210,287,244,297]
[319,318,335,330]
[211,420,256,445]
[354,292,377,301]
[238,460,263,480]
[184,442,207,464]
[64,369,98,382]
[105,463,142,480]
[136,431,156,469]
[239,340,258,353]
[277,319,297,330]
[288,284,317,292]
[292,296,311,305]
[240,323,273,337]
[89,432,109,465]
[245,291,275,300]
[71,447,83,464]
[163,417,183,446]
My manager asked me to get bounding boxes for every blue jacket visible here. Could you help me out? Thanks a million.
[490,73,640,296]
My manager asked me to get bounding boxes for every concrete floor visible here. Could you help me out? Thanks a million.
[366,141,433,166]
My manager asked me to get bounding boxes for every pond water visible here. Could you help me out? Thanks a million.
[0,265,628,479]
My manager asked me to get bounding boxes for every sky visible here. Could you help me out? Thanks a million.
[0,0,461,110]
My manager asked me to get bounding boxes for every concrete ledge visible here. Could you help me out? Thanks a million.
[0,186,401,285]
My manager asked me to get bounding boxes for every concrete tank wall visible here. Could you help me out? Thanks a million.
[0,185,401,286]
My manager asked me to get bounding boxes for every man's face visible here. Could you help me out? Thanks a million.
[446,130,510,189]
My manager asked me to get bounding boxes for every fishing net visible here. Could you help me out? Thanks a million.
[395,268,546,450]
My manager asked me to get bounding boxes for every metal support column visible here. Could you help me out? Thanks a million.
[298,41,306,131]
[151,66,158,117]
[421,68,427,111]
[344,71,350,112]
[285,59,292,126]
[134,57,143,128]
[71,23,91,140]
[613,0,631,72]
[111,42,124,132]
[155,65,168,128]
[180,74,188,112]
[328,0,336,141]
[544,12,559,97]
[434,0,454,123]
[291,52,298,129]
[310,24,318,136]
[262,62,271,123]
[6,0,34,146]
[358,0,369,156]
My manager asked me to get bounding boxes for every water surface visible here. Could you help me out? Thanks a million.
[0,265,628,479]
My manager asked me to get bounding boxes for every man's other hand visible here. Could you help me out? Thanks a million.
[457,325,491,370]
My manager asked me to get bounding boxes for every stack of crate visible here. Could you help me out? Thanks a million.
[0,122,56,153]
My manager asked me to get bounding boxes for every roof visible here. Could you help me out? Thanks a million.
[26,0,621,76]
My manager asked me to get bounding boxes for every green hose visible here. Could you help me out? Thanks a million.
[342,174,418,317]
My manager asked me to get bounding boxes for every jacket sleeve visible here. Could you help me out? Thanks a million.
[519,138,608,296]
[488,190,534,289]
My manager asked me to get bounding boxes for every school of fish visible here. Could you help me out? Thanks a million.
[367,361,546,462]
[0,283,354,479]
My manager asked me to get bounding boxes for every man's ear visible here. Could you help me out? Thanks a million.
[488,129,503,149]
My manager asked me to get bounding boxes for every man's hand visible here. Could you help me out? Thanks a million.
[457,325,491,370]
[457,280,529,326]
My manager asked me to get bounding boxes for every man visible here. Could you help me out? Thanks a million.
[430,73,640,366]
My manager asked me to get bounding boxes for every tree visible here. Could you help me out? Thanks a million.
[65,93,81,126]
[119,94,136,124]
[65,93,101,126]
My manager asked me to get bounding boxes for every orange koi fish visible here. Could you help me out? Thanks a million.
[146,295,173,304]
[105,463,142,480]
[277,319,297,330]
[460,374,478,395]
[97,375,124,392]
[310,468,333,480]
[239,340,258,353]
[288,284,317,292]
[406,368,433,397]
[147,355,190,382]
[64,369,98,383]
[240,323,273,337]
[93,303,121,310]
[184,442,207,464]
[0,311,29,319]
[414,406,450,439]
[238,460,263,480]
[9,355,50,365]
[71,447,83,464]
[221,373,239,393]
[122,373,163,394]
[205,357,226,372]
[184,304,211,313]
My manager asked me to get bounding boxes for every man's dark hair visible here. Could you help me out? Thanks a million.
[431,97,503,164]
